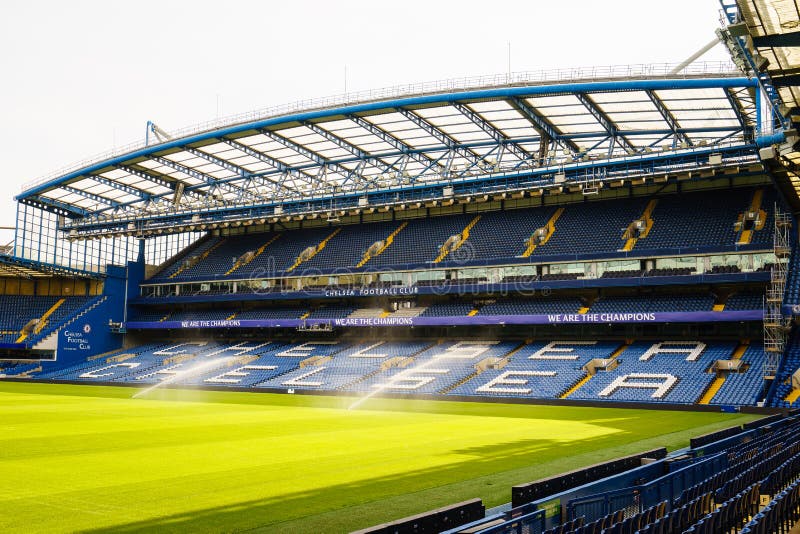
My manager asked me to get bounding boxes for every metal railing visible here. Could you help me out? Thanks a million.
[20,61,737,194]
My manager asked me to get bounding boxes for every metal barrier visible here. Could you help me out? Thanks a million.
[565,452,729,522]
[477,508,546,534]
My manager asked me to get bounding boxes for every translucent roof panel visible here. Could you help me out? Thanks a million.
[17,72,768,225]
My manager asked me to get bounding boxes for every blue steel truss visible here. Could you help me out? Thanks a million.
[720,0,790,131]
[15,75,785,238]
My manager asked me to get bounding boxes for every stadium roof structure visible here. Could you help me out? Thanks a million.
[731,0,800,111]
[16,65,782,239]
[13,1,797,240]
[722,0,800,207]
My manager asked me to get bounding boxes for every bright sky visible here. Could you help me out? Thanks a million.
[0,0,732,238]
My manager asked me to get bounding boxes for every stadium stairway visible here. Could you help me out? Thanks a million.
[287,227,342,272]
[32,298,66,335]
[356,221,408,267]
[698,377,726,405]
[736,188,766,245]
[225,234,282,275]
[621,199,657,251]
[30,296,107,349]
[16,298,66,343]
[342,365,388,391]
[697,340,749,405]
[434,215,482,263]
[786,388,800,404]
[560,340,631,399]
[521,207,564,257]
[15,365,42,378]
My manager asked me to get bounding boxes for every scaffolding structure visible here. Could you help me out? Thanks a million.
[763,205,792,378]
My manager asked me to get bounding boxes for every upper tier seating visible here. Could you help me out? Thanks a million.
[224,228,332,278]
[149,186,776,282]
[174,235,266,279]
[533,198,648,256]
[463,207,558,260]
[635,189,756,250]
[367,214,475,267]
[300,221,399,271]
[153,236,223,279]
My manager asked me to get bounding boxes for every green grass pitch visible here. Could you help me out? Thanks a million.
[0,381,758,533]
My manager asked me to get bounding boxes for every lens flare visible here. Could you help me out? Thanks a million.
[133,356,235,399]
[347,354,440,410]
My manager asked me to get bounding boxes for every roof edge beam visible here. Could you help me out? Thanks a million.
[752,31,800,48]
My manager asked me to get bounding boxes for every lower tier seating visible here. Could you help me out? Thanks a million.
[23,338,770,407]
[769,331,800,409]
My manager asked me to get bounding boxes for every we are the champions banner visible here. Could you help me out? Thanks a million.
[125,310,761,330]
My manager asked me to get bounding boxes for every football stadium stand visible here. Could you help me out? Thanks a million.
[3,3,800,529]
